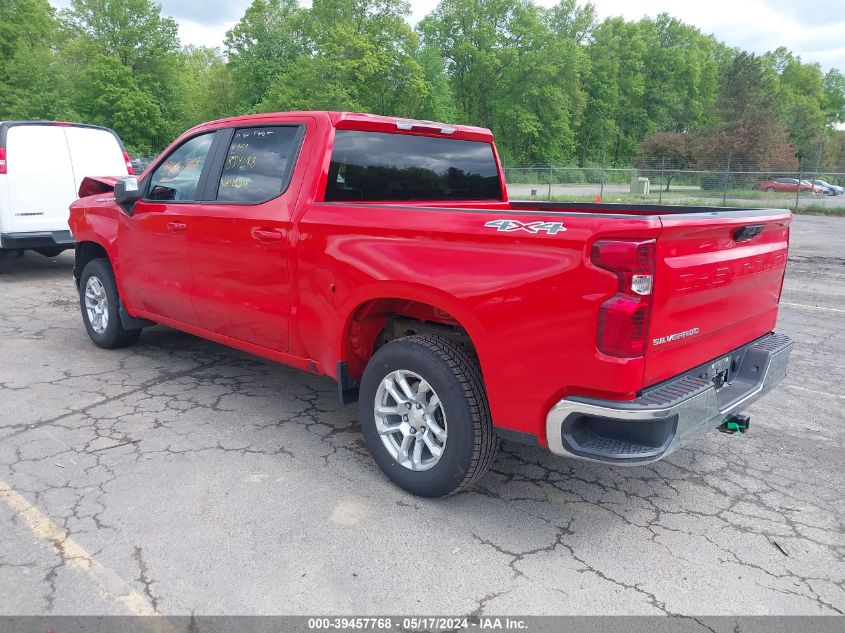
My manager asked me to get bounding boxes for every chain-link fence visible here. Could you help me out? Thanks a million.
[504,160,845,211]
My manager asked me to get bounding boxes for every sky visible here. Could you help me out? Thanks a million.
[48,0,845,73]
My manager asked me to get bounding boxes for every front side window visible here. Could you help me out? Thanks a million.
[215,126,302,203]
[324,130,502,202]
[147,132,215,201]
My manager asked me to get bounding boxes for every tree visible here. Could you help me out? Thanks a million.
[639,14,724,134]
[823,69,845,124]
[578,17,648,165]
[175,46,237,131]
[77,53,165,153]
[224,0,306,110]
[257,0,427,117]
[58,0,184,150]
[635,132,695,191]
[0,0,64,120]
[772,50,827,159]
[420,0,589,164]
[0,0,55,79]
[61,0,180,74]
[693,117,798,172]
[414,44,460,123]
[716,52,779,123]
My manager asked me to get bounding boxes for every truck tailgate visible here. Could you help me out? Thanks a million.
[644,209,791,387]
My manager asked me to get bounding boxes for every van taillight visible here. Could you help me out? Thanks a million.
[123,150,134,175]
[591,239,656,357]
[0,147,6,174]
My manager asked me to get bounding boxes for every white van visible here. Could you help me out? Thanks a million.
[0,121,131,258]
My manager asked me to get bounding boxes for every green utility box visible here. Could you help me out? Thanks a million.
[630,177,650,195]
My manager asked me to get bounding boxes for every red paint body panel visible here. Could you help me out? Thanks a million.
[644,212,790,386]
[68,111,791,447]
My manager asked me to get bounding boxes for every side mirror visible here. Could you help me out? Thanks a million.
[114,176,142,209]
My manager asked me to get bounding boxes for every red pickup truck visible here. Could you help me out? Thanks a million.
[69,111,794,497]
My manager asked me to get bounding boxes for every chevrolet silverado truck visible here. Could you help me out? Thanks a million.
[68,111,794,497]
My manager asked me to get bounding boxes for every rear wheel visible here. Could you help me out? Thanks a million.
[79,258,141,349]
[358,335,498,497]
[766,187,775,192]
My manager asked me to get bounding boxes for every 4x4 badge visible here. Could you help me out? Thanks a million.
[484,219,567,235]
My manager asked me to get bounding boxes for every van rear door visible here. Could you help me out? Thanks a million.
[63,126,128,194]
[6,125,76,233]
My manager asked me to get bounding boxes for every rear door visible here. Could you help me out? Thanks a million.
[188,122,308,352]
[644,209,791,387]
[64,126,128,193]
[5,125,76,233]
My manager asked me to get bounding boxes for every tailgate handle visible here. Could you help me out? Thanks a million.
[733,224,764,242]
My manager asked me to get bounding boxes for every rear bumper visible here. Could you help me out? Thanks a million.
[0,230,75,251]
[545,332,794,464]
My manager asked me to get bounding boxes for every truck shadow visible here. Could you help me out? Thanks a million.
[0,251,74,281]
[128,325,709,531]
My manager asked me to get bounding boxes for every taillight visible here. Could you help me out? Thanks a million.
[0,147,6,174]
[591,239,656,357]
[123,150,134,175]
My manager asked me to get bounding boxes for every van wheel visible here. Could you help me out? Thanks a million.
[358,335,498,497]
[79,258,141,349]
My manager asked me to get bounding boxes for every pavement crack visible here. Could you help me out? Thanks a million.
[132,545,159,613]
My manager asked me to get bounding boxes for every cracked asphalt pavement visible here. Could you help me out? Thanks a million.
[0,215,842,616]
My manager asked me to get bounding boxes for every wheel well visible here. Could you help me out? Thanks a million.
[344,299,474,383]
[73,241,109,287]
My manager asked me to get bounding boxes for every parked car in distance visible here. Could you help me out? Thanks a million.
[812,179,843,196]
[69,111,794,497]
[800,180,826,194]
[0,121,132,259]
[757,178,814,193]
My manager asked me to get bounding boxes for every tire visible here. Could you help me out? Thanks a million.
[766,187,775,192]
[358,334,498,497]
[79,258,141,349]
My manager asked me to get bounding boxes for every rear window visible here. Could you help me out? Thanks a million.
[325,130,501,202]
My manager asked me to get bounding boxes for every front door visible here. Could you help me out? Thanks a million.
[118,131,218,325]
[188,123,307,352]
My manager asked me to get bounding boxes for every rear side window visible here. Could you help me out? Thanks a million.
[325,130,502,202]
[147,132,215,201]
[215,126,302,203]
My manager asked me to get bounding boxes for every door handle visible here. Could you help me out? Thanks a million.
[167,221,187,233]
[252,227,284,242]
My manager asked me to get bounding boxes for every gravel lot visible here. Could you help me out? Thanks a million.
[0,215,842,616]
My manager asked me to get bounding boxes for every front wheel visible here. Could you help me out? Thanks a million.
[358,335,498,497]
[79,258,141,349]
